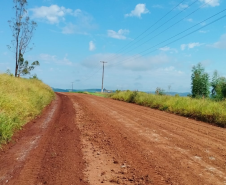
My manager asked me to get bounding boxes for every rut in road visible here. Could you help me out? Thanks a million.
[68,93,226,185]
[0,93,87,185]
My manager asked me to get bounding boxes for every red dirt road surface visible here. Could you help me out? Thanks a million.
[0,93,226,185]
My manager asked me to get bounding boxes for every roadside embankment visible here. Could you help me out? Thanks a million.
[111,90,226,127]
[0,74,54,144]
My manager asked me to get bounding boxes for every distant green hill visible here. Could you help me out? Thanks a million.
[52,88,101,93]
[52,88,190,97]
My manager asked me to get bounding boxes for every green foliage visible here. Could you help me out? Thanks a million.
[18,53,40,77]
[155,87,165,95]
[211,70,226,100]
[111,90,226,127]
[191,63,210,98]
[0,74,54,144]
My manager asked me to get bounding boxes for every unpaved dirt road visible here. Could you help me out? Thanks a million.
[0,93,226,185]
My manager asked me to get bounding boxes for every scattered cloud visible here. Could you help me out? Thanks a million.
[61,10,97,34]
[39,53,73,65]
[212,33,226,49]
[181,42,203,50]
[30,5,73,24]
[62,23,76,34]
[156,66,184,76]
[30,5,97,34]
[107,29,129,40]
[178,4,189,10]
[82,53,169,71]
[89,41,96,51]
[199,0,220,7]
[159,47,178,53]
[125,4,149,18]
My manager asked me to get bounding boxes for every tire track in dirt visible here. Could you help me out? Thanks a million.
[0,93,87,185]
[68,93,226,185]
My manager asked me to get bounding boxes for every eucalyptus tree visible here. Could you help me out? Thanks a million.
[8,0,37,77]
[191,63,210,98]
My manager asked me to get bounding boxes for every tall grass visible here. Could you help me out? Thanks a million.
[0,74,55,144]
[111,90,226,127]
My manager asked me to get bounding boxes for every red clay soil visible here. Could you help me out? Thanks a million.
[0,93,87,185]
[0,93,226,185]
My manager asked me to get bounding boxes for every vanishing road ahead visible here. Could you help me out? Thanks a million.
[0,93,226,185]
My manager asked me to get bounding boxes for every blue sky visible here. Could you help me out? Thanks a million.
[0,0,226,92]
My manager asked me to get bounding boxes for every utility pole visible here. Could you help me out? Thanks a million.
[100,61,107,93]
[71,82,74,92]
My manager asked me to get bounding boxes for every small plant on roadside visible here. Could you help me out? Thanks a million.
[155,87,165,95]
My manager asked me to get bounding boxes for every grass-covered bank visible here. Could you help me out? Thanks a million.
[111,91,226,127]
[0,74,55,144]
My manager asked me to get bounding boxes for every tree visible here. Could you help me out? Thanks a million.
[211,70,226,100]
[8,0,37,77]
[191,63,210,98]
[211,70,220,97]
[17,53,39,77]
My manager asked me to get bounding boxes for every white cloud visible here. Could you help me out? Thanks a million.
[30,5,73,24]
[199,30,209,33]
[62,23,76,34]
[81,53,169,71]
[188,43,202,49]
[30,5,97,34]
[156,66,184,75]
[125,4,149,18]
[178,4,189,10]
[199,0,220,7]
[213,33,226,49]
[62,10,97,34]
[89,41,96,51]
[159,47,178,53]
[181,42,203,50]
[107,29,129,40]
[39,53,73,65]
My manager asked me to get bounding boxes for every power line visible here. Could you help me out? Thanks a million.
[108,1,208,64]
[107,0,214,64]
[105,0,188,62]
[112,12,226,67]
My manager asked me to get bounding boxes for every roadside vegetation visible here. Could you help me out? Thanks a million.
[0,74,54,145]
[111,63,226,128]
[111,90,226,127]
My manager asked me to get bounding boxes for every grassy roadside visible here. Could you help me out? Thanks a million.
[111,90,226,127]
[0,74,55,145]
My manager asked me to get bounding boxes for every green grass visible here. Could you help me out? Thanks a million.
[0,74,55,145]
[111,90,226,127]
